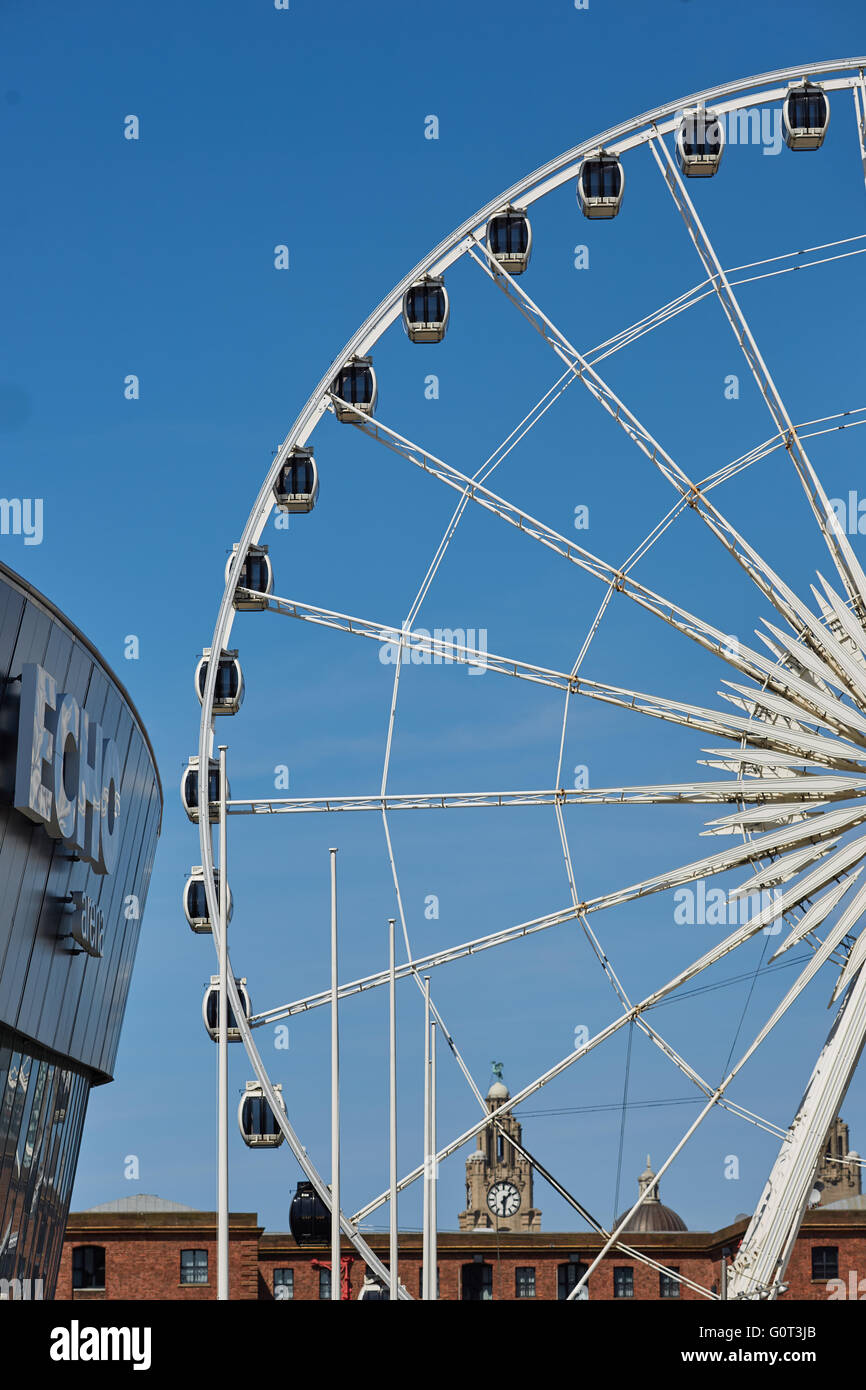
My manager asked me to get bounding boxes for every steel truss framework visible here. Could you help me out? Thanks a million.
[195,59,866,1301]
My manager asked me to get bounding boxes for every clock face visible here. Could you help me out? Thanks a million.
[487,1180,521,1218]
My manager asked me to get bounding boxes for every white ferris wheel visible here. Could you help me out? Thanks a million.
[187,58,866,1301]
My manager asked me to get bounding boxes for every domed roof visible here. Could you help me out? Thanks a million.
[487,1080,510,1101]
[615,1157,687,1233]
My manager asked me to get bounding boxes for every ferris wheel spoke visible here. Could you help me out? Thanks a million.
[257,821,866,1049]
[585,237,866,370]
[700,407,866,498]
[570,897,866,1298]
[353,880,821,1229]
[251,426,866,735]
[256,587,866,761]
[648,131,866,619]
[250,904,584,1024]
[330,402,805,693]
[468,226,866,680]
[225,775,866,818]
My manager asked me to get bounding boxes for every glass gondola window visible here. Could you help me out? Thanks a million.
[406,283,445,324]
[490,215,528,257]
[682,113,722,156]
[284,456,314,496]
[334,361,373,404]
[583,158,622,198]
[789,89,827,130]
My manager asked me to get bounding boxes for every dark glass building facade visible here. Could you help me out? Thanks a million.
[0,563,161,1297]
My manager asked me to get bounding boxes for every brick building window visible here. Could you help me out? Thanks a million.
[659,1267,680,1298]
[72,1246,105,1290]
[515,1266,536,1298]
[811,1247,839,1280]
[461,1261,493,1300]
[273,1268,294,1300]
[613,1266,634,1299]
[180,1249,208,1285]
[557,1260,588,1300]
[319,1267,331,1299]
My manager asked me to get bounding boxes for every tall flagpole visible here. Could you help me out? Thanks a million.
[422,975,431,1299]
[330,848,340,1301]
[430,1018,437,1299]
[388,918,398,1300]
[217,745,229,1300]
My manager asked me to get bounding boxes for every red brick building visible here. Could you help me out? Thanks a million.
[55,1194,866,1301]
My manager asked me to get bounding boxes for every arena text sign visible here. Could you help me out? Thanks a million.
[14,663,121,877]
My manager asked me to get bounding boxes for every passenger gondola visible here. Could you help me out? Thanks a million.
[180,756,227,824]
[331,356,377,422]
[195,648,244,715]
[783,80,830,150]
[202,976,251,1042]
[676,107,725,177]
[289,1180,330,1245]
[227,544,273,609]
[184,866,233,933]
[273,448,318,513]
[402,274,449,343]
[238,1081,285,1147]
[485,206,532,274]
[577,151,625,219]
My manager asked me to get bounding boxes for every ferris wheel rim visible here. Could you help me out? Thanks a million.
[193,56,866,1300]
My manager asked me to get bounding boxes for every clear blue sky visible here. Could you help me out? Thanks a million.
[3,0,866,1239]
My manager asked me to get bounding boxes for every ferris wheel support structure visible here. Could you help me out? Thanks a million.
[194,58,866,1300]
[727,965,866,1298]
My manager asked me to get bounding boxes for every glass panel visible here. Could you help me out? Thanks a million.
[683,117,721,156]
[791,92,826,129]
[515,1266,535,1297]
[181,1249,208,1284]
[557,1260,587,1299]
[215,661,238,700]
[73,1245,105,1289]
[585,160,621,198]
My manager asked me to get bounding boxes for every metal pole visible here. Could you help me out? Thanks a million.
[422,975,431,1300]
[388,919,398,1300]
[430,1019,437,1300]
[330,848,340,1301]
[217,745,229,1301]
[720,1247,729,1301]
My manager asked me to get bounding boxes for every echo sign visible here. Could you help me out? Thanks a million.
[14,663,121,875]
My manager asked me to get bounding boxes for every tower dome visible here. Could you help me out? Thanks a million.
[615,1156,688,1233]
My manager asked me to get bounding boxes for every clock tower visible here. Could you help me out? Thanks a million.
[459,1066,541,1232]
